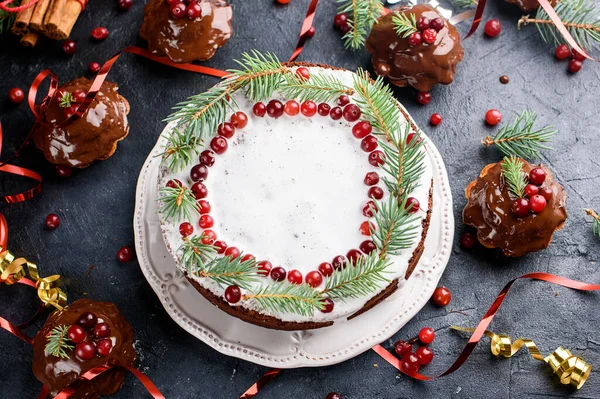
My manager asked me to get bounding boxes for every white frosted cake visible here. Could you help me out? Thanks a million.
[157,56,433,330]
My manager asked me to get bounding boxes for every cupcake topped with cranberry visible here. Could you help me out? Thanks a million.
[32,299,135,399]
[366,4,464,92]
[463,157,567,257]
[139,0,233,63]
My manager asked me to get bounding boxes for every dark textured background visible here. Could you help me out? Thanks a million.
[1,1,599,398]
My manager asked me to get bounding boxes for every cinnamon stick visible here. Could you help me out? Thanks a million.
[21,32,40,47]
[49,0,83,40]
[43,0,66,32]
[11,6,35,36]
[29,0,52,32]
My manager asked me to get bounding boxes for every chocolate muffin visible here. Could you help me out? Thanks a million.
[139,0,233,63]
[32,299,135,399]
[32,78,130,168]
[366,4,464,92]
[463,158,567,257]
[505,0,556,13]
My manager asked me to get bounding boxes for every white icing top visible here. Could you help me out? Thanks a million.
[158,66,433,324]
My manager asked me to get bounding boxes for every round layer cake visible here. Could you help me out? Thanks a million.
[157,62,435,330]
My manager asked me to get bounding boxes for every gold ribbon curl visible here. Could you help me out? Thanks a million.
[0,246,66,310]
[452,326,591,389]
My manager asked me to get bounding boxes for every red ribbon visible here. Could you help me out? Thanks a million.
[0,0,39,12]
[239,369,282,399]
[289,0,319,62]
[0,316,33,344]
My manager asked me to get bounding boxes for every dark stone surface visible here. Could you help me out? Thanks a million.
[1,1,599,398]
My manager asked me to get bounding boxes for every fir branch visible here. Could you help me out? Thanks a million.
[337,0,384,50]
[179,234,217,275]
[519,0,600,50]
[0,1,18,35]
[198,254,259,290]
[225,51,289,102]
[59,92,73,108]
[392,11,418,38]
[501,156,527,199]
[45,325,74,359]
[158,128,203,172]
[483,111,556,159]
[157,185,199,222]
[244,283,325,317]
[585,209,600,238]
[454,0,478,9]
[371,196,421,258]
[280,72,354,103]
[322,252,391,301]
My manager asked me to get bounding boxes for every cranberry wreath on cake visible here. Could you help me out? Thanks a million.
[157,52,435,330]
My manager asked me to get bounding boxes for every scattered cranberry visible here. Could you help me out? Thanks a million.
[572,48,587,61]
[75,342,96,360]
[431,286,451,307]
[7,87,25,104]
[190,164,209,182]
[306,26,316,37]
[325,393,341,399]
[416,346,434,365]
[362,200,377,217]
[179,222,194,237]
[201,230,217,245]
[91,27,109,40]
[186,3,202,19]
[430,18,445,31]
[217,122,235,138]
[416,16,430,31]
[166,179,182,189]
[257,260,272,276]
[276,0,290,4]
[94,322,111,338]
[405,197,420,214]
[225,285,242,303]
[484,19,501,37]
[230,111,248,129]
[224,246,240,259]
[368,186,384,200]
[191,182,208,199]
[346,249,362,264]
[530,194,547,213]
[199,214,214,228]
[459,232,476,249]
[337,95,350,106]
[317,103,331,116]
[199,150,215,167]
[67,325,86,343]
[305,271,323,288]
[416,91,431,105]
[511,198,531,217]
[407,32,423,47]
[568,59,583,73]
[266,99,284,118]
[422,28,437,45]
[45,214,61,230]
[352,121,372,139]
[301,100,317,117]
[333,13,348,29]
[56,165,72,178]
[524,184,539,198]
[364,172,379,186]
[253,102,266,117]
[332,255,347,270]
[296,67,310,80]
[270,266,287,282]
[77,312,98,329]
[88,62,101,73]
[394,340,412,357]
[359,240,377,254]
[284,100,300,116]
[198,199,211,214]
[419,327,435,344]
[330,106,343,120]
[321,298,334,313]
[170,2,187,18]
[117,0,133,11]
[360,136,378,152]
[430,113,442,126]
[214,240,227,254]
[368,151,385,167]
[97,338,113,357]
[539,187,553,201]
[401,352,420,374]
[529,167,546,185]
[485,109,502,125]
[555,44,570,60]
[210,136,228,154]
[117,246,134,262]
[342,104,361,122]
[318,262,334,277]
[62,39,77,55]
[287,269,303,285]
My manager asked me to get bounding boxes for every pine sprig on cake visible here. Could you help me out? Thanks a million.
[518,0,600,49]
[337,0,384,49]
[392,12,418,38]
[159,129,203,172]
[281,73,355,103]
[501,156,527,199]
[45,325,74,359]
[226,51,289,102]
[483,111,556,159]
[180,235,217,275]
[157,185,199,222]
[322,252,391,300]
[371,196,421,258]
[245,284,325,316]
[198,255,259,290]
[585,209,600,238]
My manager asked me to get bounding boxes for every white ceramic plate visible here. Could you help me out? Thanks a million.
[134,123,454,369]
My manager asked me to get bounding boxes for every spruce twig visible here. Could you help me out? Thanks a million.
[585,209,600,238]
[0,1,18,35]
[245,284,325,317]
[392,11,418,38]
[454,0,478,9]
[501,156,527,199]
[157,185,199,222]
[179,234,217,275]
[371,196,421,258]
[337,0,384,50]
[158,129,203,172]
[45,325,74,359]
[280,72,355,103]
[198,255,259,290]
[483,111,556,159]
[59,92,74,108]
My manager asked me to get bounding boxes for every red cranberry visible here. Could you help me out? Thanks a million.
[45,214,61,230]
[75,342,96,360]
[77,312,98,329]
[362,200,377,217]
[568,59,583,73]
[484,19,501,37]
[166,179,182,189]
[230,112,248,129]
[555,44,571,60]
[416,91,431,105]
[267,99,284,118]
[430,18,445,31]
[368,186,384,200]
[422,28,437,45]
[199,214,214,228]
[346,249,362,264]
[368,150,385,167]
[253,102,266,117]
[406,132,422,145]
[572,48,587,61]
[72,89,86,103]
[325,393,341,399]
[305,270,323,288]
[270,266,287,282]
[63,103,79,119]
[225,285,242,303]
[342,104,361,122]
[359,221,372,236]
[179,222,194,237]
[320,298,334,313]
[337,95,350,106]
[459,232,476,249]
[186,3,202,19]
[301,100,317,117]
[485,109,502,125]
[55,165,73,178]
[364,172,379,186]
[88,62,101,73]
[407,32,423,47]
[416,16,430,31]
[170,2,187,18]
[318,262,334,277]
[191,182,208,199]
[287,269,303,285]
[257,260,272,276]
[199,150,215,167]
[117,0,133,11]
[190,164,208,182]
[432,286,451,307]
[296,67,310,80]
[210,136,228,154]
[224,246,240,259]
[539,187,553,201]
[94,322,111,338]
[330,106,343,120]
[511,198,530,217]
[333,13,348,28]
[530,194,547,213]
[529,167,546,185]
[416,346,434,365]
[201,230,217,245]
[394,340,412,357]
[198,200,211,214]
[405,197,420,214]
[360,136,378,152]
[117,246,134,262]
[214,240,227,254]
[419,327,435,344]
[352,121,372,139]
[62,39,77,55]
[306,26,316,37]
[524,184,539,198]
[430,113,442,126]
[90,27,109,40]
[317,103,331,116]
[359,240,377,254]
[284,100,300,116]
[217,122,235,138]
[241,254,255,263]
[332,255,347,270]
[401,352,420,374]
[67,325,86,343]
[97,338,113,357]
[7,87,25,104]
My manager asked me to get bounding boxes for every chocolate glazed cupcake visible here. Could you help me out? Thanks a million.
[463,159,567,257]
[366,4,464,92]
[505,0,557,13]
[139,0,233,63]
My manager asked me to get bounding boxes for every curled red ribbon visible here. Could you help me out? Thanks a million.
[239,369,282,399]
[289,0,319,62]
[0,0,39,12]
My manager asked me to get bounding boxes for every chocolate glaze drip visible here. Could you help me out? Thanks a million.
[139,0,233,64]
[32,299,135,399]
[32,78,130,168]
[366,4,464,92]
[505,0,555,12]
[463,160,567,257]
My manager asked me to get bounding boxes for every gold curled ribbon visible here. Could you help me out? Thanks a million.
[0,245,66,310]
[452,326,592,389]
